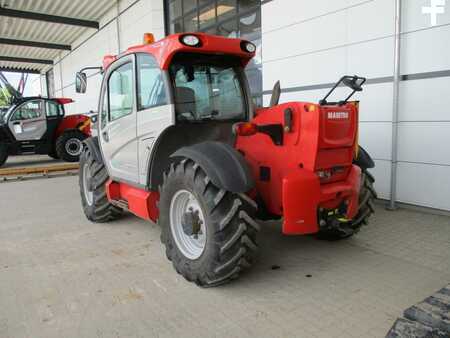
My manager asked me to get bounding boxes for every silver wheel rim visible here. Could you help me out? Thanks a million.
[65,138,82,156]
[169,189,207,260]
[83,163,94,206]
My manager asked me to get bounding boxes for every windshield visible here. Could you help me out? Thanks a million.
[169,53,247,122]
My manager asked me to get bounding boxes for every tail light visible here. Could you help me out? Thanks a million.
[233,122,258,136]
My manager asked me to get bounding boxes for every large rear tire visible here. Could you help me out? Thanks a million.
[159,159,259,287]
[79,146,122,223]
[0,144,8,167]
[56,130,87,162]
[317,170,377,240]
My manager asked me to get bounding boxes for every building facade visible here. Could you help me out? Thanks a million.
[44,0,450,212]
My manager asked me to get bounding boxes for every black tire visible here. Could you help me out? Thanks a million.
[48,149,59,160]
[159,159,259,287]
[79,145,123,223]
[56,130,87,162]
[0,144,8,167]
[317,170,377,240]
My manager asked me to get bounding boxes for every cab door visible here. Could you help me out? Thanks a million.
[45,100,64,140]
[98,54,139,183]
[135,53,174,185]
[8,99,46,141]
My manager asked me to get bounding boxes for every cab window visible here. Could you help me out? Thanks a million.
[136,53,167,110]
[46,101,62,117]
[108,62,134,121]
[11,100,43,121]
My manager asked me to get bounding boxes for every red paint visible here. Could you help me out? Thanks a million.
[103,33,255,71]
[106,181,159,222]
[56,114,91,138]
[236,101,361,235]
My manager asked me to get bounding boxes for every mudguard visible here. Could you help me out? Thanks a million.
[171,141,254,193]
[83,136,103,164]
[354,146,375,170]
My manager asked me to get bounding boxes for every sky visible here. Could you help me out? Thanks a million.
[1,72,41,97]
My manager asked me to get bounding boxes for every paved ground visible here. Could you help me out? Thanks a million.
[1,155,63,169]
[1,176,449,338]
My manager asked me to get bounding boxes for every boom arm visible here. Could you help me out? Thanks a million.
[0,71,22,101]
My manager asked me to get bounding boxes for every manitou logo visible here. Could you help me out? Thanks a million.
[327,111,349,120]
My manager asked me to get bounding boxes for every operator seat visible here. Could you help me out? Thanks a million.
[174,87,196,118]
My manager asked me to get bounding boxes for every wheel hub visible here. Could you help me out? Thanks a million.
[169,190,207,260]
[181,207,203,238]
[65,138,82,156]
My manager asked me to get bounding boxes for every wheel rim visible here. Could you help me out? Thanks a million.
[83,163,94,206]
[65,138,82,156]
[169,189,207,260]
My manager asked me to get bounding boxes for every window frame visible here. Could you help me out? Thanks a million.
[135,53,170,111]
[107,60,135,123]
[45,100,62,118]
[9,99,44,122]
[168,52,252,123]
[98,54,136,130]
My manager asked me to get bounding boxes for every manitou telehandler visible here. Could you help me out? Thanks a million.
[76,33,376,287]
[0,95,91,167]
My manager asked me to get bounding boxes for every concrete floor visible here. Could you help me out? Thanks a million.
[1,155,64,170]
[0,176,449,338]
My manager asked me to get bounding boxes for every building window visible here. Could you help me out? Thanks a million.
[165,0,263,106]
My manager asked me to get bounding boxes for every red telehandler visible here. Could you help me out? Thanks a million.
[76,33,376,286]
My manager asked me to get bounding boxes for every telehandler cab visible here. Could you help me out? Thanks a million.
[76,33,376,287]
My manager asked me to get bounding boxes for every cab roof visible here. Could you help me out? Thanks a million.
[102,33,255,71]
[11,96,74,105]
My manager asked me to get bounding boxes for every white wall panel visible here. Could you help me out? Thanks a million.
[358,122,392,160]
[397,162,450,211]
[119,0,165,50]
[369,159,391,199]
[354,82,393,122]
[263,10,348,62]
[399,77,450,122]
[261,0,370,34]
[263,48,347,90]
[347,37,394,78]
[400,25,450,74]
[347,0,394,42]
[397,123,450,165]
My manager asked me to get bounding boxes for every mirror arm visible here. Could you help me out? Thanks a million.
[79,66,103,74]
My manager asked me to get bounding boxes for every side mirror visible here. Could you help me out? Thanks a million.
[75,72,87,93]
[269,80,281,107]
[342,76,363,92]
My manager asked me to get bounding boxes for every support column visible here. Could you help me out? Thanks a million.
[388,0,402,210]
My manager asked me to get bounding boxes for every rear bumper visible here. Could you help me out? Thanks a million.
[282,165,361,235]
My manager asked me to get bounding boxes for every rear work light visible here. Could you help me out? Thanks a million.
[241,41,256,53]
[233,122,258,136]
[180,34,201,47]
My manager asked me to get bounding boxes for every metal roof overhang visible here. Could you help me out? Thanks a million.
[0,0,116,74]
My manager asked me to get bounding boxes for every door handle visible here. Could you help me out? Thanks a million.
[13,122,20,125]
[102,131,109,142]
